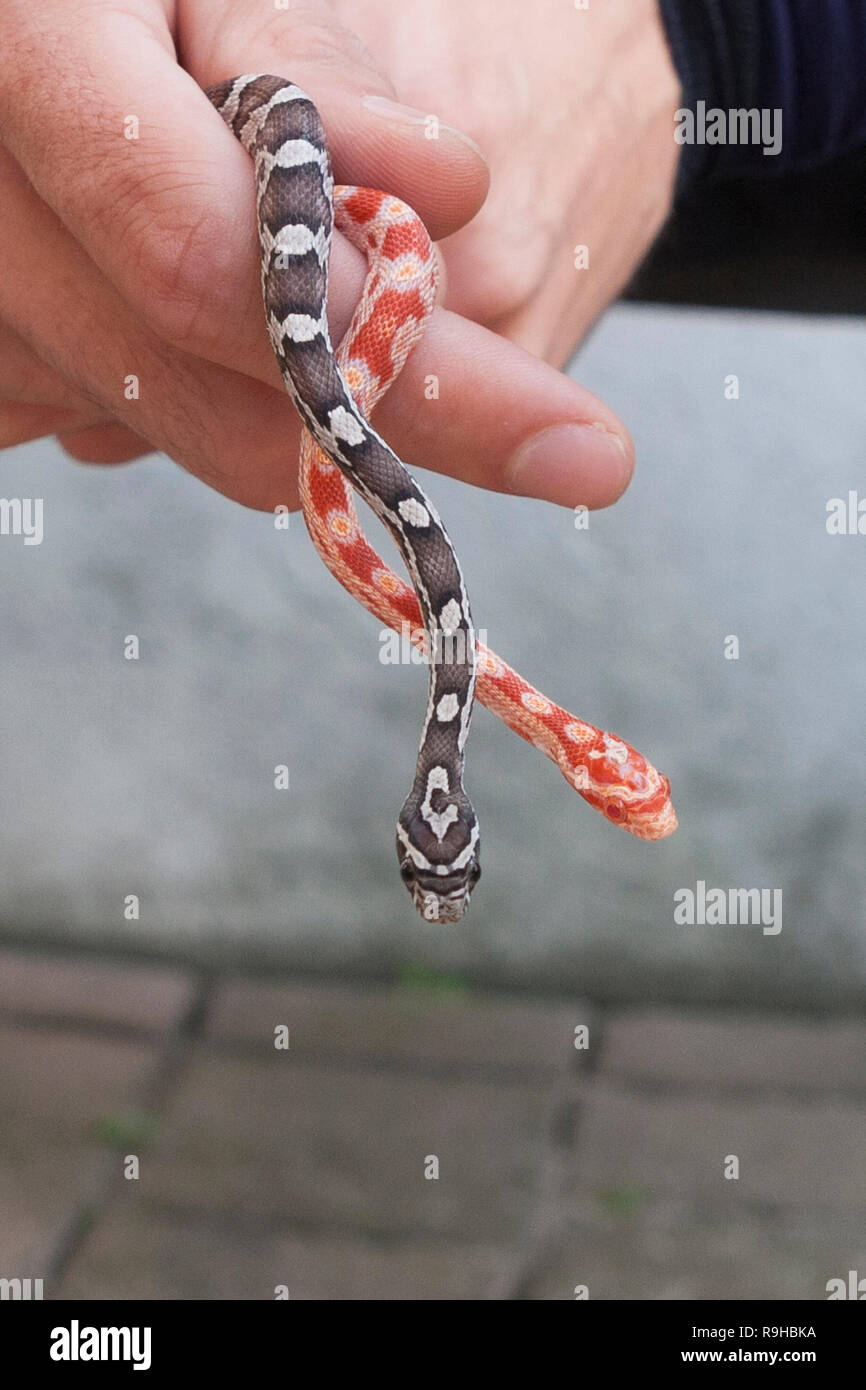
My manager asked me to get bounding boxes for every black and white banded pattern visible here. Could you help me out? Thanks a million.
[208,75,480,923]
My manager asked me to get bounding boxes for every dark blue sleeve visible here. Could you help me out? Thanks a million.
[658,0,866,188]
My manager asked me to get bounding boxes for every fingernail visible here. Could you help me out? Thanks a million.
[507,422,633,507]
[361,94,487,161]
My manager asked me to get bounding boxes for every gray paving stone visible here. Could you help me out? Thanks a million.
[0,948,195,1032]
[206,978,585,1074]
[57,1209,510,1300]
[0,1022,159,1131]
[570,1080,866,1210]
[0,1142,90,1278]
[521,1213,866,1300]
[141,1047,554,1241]
[0,1022,160,1273]
[601,1010,866,1094]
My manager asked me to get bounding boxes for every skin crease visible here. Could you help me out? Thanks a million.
[0,0,680,512]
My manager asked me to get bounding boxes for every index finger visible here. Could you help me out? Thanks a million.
[0,0,487,368]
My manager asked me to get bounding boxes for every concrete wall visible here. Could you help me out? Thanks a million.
[1,304,863,1005]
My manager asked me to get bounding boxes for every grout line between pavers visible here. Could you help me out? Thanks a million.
[11,999,864,1104]
[0,1007,187,1046]
[196,1035,585,1087]
[124,1195,525,1257]
[44,971,215,1294]
[494,1007,610,1299]
[8,928,864,1018]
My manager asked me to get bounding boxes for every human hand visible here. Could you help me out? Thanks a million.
[0,0,662,510]
[339,0,682,365]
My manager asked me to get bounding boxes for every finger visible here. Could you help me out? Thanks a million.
[0,141,301,509]
[0,0,487,377]
[58,423,153,464]
[371,308,634,509]
[0,401,101,449]
[0,116,629,512]
[183,0,489,231]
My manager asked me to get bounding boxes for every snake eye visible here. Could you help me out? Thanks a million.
[469,860,481,886]
[399,860,415,884]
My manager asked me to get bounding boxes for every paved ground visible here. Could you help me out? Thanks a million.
[2,945,864,1301]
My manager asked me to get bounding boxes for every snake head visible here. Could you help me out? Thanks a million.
[574,731,678,840]
[398,857,482,924]
[396,800,481,924]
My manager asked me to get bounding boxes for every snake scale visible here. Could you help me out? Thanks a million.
[207,74,676,925]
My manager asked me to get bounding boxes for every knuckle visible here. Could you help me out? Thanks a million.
[256,5,377,76]
[453,216,545,324]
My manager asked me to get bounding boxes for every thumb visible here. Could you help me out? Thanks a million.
[183,0,489,239]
